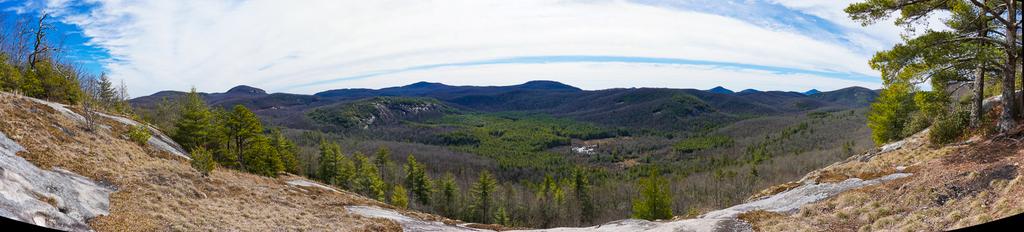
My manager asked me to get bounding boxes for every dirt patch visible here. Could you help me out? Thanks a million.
[933,164,1018,206]
[944,131,1023,165]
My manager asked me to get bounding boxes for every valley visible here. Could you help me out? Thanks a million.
[131,82,879,227]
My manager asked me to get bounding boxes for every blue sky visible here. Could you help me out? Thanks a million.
[2,0,917,96]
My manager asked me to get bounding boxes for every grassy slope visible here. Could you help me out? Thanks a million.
[0,93,438,231]
[742,128,1024,231]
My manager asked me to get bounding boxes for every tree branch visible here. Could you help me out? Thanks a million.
[970,0,1010,25]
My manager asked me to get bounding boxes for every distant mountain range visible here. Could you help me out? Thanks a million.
[132,81,878,132]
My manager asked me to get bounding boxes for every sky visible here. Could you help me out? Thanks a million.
[0,0,933,96]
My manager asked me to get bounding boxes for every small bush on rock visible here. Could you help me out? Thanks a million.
[191,147,216,177]
[126,125,151,146]
[929,109,969,146]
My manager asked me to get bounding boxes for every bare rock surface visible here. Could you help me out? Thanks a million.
[347,205,486,232]
[702,173,911,219]
[0,131,113,231]
[96,113,189,160]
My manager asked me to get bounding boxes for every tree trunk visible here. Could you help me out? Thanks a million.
[237,137,246,171]
[28,14,48,69]
[972,66,985,127]
[972,20,989,127]
[998,0,1019,132]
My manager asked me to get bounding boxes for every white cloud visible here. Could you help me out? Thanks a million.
[43,0,898,95]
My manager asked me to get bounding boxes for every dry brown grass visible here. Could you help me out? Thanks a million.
[746,127,1024,232]
[0,93,430,231]
[747,182,801,201]
[737,210,783,231]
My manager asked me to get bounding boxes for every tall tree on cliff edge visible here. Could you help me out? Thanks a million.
[847,0,1022,132]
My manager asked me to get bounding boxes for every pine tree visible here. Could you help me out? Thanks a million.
[190,146,216,177]
[173,88,212,152]
[373,146,395,182]
[847,0,1022,131]
[632,168,673,221]
[404,155,432,206]
[437,172,459,218]
[536,174,566,227]
[318,140,340,183]
[34,60,82,104]
[269,128,300,174]
[354,153,386,201]
[336,150,356,189]
[373,147,396,202]
[226,105,262,171]
[208,107,235,167]
[494,206,511,226]
[244,135,283,177]
[392,185,409,209]
[572,168,595,225]
[470,171,497,224]
[318,140,355,188]
[97,73,115,106]
[0,54,21,92]
[867,83,916,144]
[19,68,43,97]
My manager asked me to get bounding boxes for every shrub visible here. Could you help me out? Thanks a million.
[190,147,216,176]
[126,125,151,146]
[929,109,969,145]
[901,112,931,137]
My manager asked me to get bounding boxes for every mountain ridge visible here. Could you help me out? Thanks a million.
[131,81,879,132]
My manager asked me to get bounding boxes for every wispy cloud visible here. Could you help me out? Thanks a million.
[23,0,908,95]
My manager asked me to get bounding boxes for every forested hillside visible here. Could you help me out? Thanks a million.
[130,82,879,228]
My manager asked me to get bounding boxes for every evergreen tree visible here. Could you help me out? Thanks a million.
[97,73,115,106]
[19,68,43,97]
[571,168,595,224]
[172,88,212,152]
[33,60,82,104]
[319,140,355,188]
[470,171,498,224]
[392,185,409,209]
[537,175,558,227]
[190,146,216,177]
[404,155,432,206]
[437,172,459,218]
[374,146,394,181]
[847,0,1022,131]
[867,83,916,144]
[244,135,283,177]
[226,105,262,170]
[494,206,511,226]
[354,153,386,201]
[269,128,300,174]
[0,54,21,91]
[373,147,396,201]
[632,168,673,221]
[336,150,356,189]
[208,107,235,167]
[318,140,340,183]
